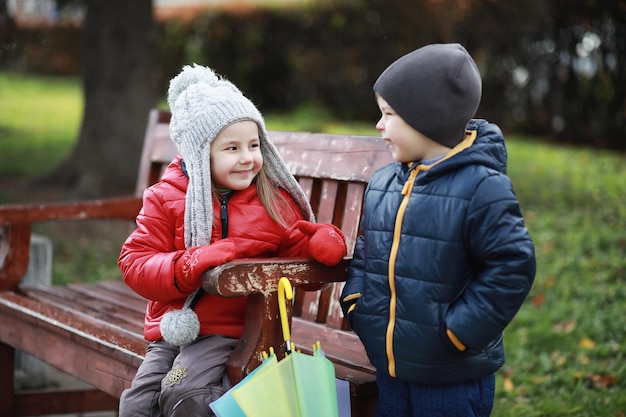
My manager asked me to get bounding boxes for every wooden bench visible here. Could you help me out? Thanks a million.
[0,108,392,417]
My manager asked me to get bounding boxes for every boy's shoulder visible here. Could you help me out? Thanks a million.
[368,161,401,184]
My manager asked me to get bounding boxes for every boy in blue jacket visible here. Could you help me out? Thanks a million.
[340,43,536,417]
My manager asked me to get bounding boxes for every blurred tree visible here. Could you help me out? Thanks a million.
[319,0,624,148]
[543,0,625,148]
[0,0,15,66]
[459,0,624,148]
[43,0,160,197]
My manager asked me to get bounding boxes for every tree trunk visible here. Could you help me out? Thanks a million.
[44,0,159,198]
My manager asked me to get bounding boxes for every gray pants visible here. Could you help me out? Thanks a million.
[119,335,238,417]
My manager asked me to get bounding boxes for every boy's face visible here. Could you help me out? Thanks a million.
[210,120,263,190]
[375,95,450,163]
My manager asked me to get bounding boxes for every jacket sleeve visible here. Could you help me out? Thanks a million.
[446,173,536,350]
[118,187,189,302]
[173,238,279,293]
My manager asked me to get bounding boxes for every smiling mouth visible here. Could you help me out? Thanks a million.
[233,169,253,176]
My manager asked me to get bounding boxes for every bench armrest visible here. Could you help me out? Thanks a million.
[202,257,350,384]
[0,196,142,291]
[202,257,350,297]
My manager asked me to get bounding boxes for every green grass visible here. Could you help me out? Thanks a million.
[496,140,626,416]
[1,71,625,416]
[0,72,83,178]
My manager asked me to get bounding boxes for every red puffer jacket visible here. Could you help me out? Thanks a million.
[118,156,315,341]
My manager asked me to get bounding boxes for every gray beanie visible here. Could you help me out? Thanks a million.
[374,43,482,148]
[161,64,314,346]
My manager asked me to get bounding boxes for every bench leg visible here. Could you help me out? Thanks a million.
[351,392,378,417]
[0,342,15,416]
[1,342,119,417]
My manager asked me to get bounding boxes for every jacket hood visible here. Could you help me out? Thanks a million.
[159,156,189,192]
[405,119,507,182]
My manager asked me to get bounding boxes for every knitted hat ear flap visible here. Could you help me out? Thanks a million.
[181,150,213,248]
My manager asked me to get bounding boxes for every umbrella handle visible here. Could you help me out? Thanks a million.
[278,277,293,351]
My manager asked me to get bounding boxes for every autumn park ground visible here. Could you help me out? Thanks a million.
[1,72,626,416]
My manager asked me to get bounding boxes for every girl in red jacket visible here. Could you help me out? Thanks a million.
[117,64,346,417]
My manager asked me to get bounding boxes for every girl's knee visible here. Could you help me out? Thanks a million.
[159,369,230,416]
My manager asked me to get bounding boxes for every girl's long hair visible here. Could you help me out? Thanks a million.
[254,166,301,228]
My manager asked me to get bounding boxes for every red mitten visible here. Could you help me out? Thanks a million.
[174,239,239,293]
[174,238,280,293]
[296,221,347,266]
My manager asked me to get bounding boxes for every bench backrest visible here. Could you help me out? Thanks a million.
[137,109,392,330]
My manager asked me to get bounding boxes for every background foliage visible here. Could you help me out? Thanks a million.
[2,0,624,149]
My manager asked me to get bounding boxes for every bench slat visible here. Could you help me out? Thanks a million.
[20,284,146,335]
[0,291,145,398]
[269,131,391,182]
[290,318,373,374]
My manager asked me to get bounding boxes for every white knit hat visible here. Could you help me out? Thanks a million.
[167,64,314,248]
[161,64,314,346]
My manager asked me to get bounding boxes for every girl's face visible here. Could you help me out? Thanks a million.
[210,120,263,190]
[375,94,450,163]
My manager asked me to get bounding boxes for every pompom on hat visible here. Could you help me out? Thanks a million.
[374,43,482,148]
[161,64,314,346]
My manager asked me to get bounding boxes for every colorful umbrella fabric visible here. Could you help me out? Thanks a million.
[210,277,340,417]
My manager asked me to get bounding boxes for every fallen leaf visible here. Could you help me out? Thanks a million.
[584,373,617,389]
[532,376,547,384]
[579,337,595,350]
[531,293,545,308]
[553,320,576,333]
[503,376,514,392]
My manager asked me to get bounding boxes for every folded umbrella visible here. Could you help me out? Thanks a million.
[209,348,278,417]
[211,277,339,417]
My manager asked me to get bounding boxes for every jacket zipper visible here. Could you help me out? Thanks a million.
[386,165,419,377]
[218,192,233,239]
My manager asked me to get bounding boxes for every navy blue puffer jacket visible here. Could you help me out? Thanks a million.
[340,119,536,384]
